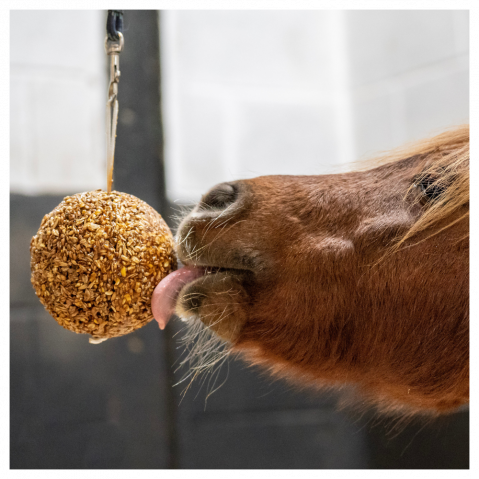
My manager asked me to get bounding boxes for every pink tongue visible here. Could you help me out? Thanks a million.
[151,266,205,330]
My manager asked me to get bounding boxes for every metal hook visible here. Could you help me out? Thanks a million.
[105,32,124,193]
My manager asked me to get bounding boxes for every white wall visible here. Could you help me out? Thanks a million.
[10,10,106,195]
[10,11,469,201]
[161,10,469,203]
[348,10,469,159]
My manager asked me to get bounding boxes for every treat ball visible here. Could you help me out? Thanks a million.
[30,190,177,342]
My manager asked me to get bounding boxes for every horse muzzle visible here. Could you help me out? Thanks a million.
[152,181,257,341]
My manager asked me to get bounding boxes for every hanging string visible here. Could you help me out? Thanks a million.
[105,11,124,193]
[106,10,124,41]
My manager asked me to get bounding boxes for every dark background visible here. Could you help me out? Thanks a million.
[10,11,469,469]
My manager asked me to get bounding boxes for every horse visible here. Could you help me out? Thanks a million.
[152,125,469,416]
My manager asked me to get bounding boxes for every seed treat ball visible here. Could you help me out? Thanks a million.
[30,190,177,343]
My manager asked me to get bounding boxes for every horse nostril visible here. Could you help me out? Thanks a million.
[201,183,238,210]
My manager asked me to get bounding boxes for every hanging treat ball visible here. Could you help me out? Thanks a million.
[30,190,177,342]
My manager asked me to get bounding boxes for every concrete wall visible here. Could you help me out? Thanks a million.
[160,10,469,203]
[10,10,469,202]
[9,9,470,202]
[10,10,106,195]
[348,10,469,158]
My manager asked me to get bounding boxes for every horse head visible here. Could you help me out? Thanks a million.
[153,125,469,415]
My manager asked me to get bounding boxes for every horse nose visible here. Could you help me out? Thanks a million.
[200,182,238,211]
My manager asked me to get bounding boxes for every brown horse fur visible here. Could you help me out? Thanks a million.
[174,125,469,416]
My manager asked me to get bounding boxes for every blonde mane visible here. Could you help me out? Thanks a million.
[361,125,469,249]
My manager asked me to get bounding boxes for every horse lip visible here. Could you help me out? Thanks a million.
[180,261,251,275]
[178,247,258,273]
[152,262,249,329]
[151,265,246,329]
[180,258,254,275]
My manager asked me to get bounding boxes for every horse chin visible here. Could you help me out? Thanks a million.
[175,269,249,343]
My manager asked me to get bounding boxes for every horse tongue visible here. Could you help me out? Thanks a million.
[151,266,205,330]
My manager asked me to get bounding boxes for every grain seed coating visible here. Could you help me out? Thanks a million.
[30,190,177,340]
